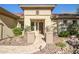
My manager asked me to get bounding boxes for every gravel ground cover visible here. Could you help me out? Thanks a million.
[0,36,28,46]
[34,44,72,54]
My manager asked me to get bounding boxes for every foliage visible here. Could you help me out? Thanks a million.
[58,31,69,37]
[59,23,79,37]
[56,42,66,48]
[12,27,22,36]
[67,23,79,35]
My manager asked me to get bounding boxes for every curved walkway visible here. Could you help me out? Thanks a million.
[0,32,46,53]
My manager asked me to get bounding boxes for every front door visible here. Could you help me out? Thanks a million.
[39,22,44,34]
[31,20,44,34]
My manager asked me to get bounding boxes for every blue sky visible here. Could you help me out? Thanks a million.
[53,4,79,14]
[0,4,79,14]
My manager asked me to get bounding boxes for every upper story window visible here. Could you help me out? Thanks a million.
[36,10,39,15]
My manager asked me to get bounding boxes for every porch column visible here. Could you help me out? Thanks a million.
[34,22,36,31]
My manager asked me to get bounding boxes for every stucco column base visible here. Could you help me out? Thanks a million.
[25,31,35,44]
[46,32,53,44]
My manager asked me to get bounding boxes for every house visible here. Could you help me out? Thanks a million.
[0,7,21,39]
[20,4,56,34]
[19,4,58,44]
[1,4,79,44]
[19,4,79,35]
[52,13,79,34]
[19,4,79,44]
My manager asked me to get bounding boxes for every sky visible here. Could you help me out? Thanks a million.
[0,4,79,14]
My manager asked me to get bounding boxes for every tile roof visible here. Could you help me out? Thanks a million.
[0,7,20,19]
[51,13,79,19]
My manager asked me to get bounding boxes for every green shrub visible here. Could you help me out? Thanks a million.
[58,31,69,37]
[56,42,66,49]
[67,23,79,35]
[12,27,22,36]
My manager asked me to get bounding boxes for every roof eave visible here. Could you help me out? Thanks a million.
[19,4,56,9]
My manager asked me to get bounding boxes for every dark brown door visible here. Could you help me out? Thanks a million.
[39,22,44,34]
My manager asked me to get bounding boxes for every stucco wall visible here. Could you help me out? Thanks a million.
[0,14,17,39]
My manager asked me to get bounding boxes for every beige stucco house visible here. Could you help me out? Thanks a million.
[19,4,79,35]
[19,4,79,44]
[1,4,79,44]
[19,4,57,44]
[0,7,21,39]
[20,4,56,34]
[0,4,57,44]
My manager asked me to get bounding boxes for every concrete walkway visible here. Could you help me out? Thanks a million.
[0,32,46,53]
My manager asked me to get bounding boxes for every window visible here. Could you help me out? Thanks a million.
[73,20,77,24]
[63,20,67,24]
[36,10,39,15]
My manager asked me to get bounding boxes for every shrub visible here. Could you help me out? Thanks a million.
[12,27,22,36]
[67,23,79,35]
[56,42,66,49]
[58,31,69,37]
